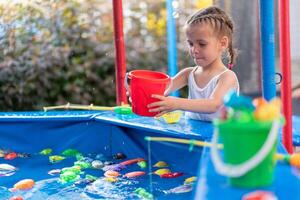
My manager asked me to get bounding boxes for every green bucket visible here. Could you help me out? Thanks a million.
[211,119,280,188]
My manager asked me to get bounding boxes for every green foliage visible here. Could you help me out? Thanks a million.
[0,0,192,111]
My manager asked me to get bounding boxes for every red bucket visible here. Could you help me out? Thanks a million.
[125,70,170,116]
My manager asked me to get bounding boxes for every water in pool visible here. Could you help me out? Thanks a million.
[0,147,197,200]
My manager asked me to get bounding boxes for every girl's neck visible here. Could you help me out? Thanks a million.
[200,58,226,74]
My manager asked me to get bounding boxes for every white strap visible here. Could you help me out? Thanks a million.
[211,120,279,177]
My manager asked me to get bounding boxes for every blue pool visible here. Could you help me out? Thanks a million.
[0,111,211,200]
[1,111,300,200]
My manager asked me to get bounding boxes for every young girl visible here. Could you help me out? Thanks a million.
[148,6,239,121]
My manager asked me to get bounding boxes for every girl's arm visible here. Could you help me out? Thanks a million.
[164,67,194,96]
[148,70,238,114]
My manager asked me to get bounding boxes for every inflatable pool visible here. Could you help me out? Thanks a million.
[0,111,212,199]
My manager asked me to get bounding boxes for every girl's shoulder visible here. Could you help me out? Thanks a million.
[218,69,239,85]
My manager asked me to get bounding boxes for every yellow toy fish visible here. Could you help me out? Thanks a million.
[153,161,168,167]
[39,148,52,156]
[184,176,197,185]
[153,168,171,176]
[49,155,66,163]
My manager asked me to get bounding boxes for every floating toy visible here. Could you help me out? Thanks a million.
[48,169,61,176]
[153,168,171,176]
[39,148,52,155]
[137,161,147,169]
[0,150,5,158]
[134,187,154,200]
[113,153,127,160]
[4,152,17,160]
[242,190,277,200]
[105,177,118,182]
[61,166,81,175]
[60,171,80,183]
[85,174,98,181]
[276,153,300,168]
[102,163,125,171]
[104,170,120,178]
[43,103,132,114]
[17,153,30,158]
[160,172,183,178]
[92,160,104,169]
[156,111,182,124]
[49,155,66,163]
[12,179,35,191]
[0,163,17,177]
[164,184,193,194]
[153,161,168,167]
[74,160,91,169]
[61,149,81,157]
[9,196,23,200]
[124,171,145,178]
[119,158,145,166]
[74,178,94,187]
[184,176,197,185]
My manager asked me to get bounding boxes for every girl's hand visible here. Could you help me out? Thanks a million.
[147,95,179,115]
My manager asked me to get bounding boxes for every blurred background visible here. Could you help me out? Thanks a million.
[0,0,299,113]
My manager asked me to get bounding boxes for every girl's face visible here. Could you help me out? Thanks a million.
[185,23,224,68]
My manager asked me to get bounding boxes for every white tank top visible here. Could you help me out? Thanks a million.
[185,67,239,121]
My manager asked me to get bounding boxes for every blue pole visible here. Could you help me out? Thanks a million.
[166,0,179,97]
[259,0,276,100]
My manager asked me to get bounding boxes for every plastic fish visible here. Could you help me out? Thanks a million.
[104,170,120,178]
[134,187,154,200]
[74,178,94,187]
[39,148,52,155]
[242,190,277,200]
[153,161,168,167]
[153,168,171,176]
[0,150,5,158]
[124,171,145,178]
[62,149,80,157]
[85,174,98,181]
[164,184,193,194]
[9,196,23,200]
[49,155,66,163]
[60,171,80,183]
[74,160,91,169]
[5,152,17,160]
[12,179,35,191]
[17,153,31,158]
[102,163,125,171]
[184,176,197,185]
[92,160,104,169]
[105,177,118,182]
[119,158,145,166]
[137,161,147,169]
[113,153,127,160]
[61,166,81,175]
[0,164,17,177]
[48,169,61,176]
[160,172,183,178]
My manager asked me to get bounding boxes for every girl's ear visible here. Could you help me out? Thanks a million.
[220,36,229,50]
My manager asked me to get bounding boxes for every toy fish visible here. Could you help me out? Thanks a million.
[113,153,127,160]
[5,152,17,160]
[223,90,255,111]
[39,148,52,155]
[134,187,154,200]
[12,179,35,191]
[49,155,66,163]
[0,164,17,177]
[62,149,81,157]
[60,171,80,183]
[184,176,197,185]
[153,168,171,176]
[102,163,125,171]
[48,169,61,176]
[74,160,91,169]
[164,184,193,194]
[137,161,147,169]
[124,171,145,178]
[104,170,120,178]
[92,160,104,169]
[120,158,145,166]
[160,172,183,178]
[153,161,168,167]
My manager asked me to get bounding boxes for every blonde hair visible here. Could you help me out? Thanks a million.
[185,6,237,68]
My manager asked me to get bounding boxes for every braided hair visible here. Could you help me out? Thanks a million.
[185,6,237,69]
